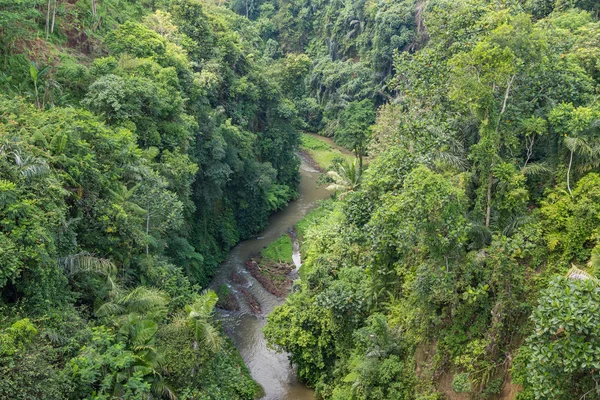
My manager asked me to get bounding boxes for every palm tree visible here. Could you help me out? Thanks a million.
[11,149,50,180]
[96,285,170,323]
[182,290,223,353]
[588,246,600,276]
[326,158,362,199]
[95,286,175,399]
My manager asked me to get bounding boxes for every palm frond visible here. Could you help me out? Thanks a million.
[95,302,126,317]
[21,163,50,179]
[566,265,597,281]
[436,151,468,171]
[59,252,116,277]
[501,214,532,237]
[521,162,552,177]
[151,380,178,400]
[131,320,158,347]
[122,287,169,315]
[469,222,492,246]
[187,290,218,317]
[199,323,222,353]
[588,246,600,272]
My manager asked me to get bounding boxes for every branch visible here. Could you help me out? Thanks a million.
[500,74,516,115]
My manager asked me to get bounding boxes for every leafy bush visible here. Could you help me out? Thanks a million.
[452,373,472,393]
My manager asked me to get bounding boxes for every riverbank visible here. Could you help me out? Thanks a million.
[244,139,346,296]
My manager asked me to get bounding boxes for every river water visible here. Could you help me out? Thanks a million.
[210,154,330,400]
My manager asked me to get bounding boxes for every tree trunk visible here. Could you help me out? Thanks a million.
[485,172,493,228]
[146,204,150,255]
[45,0,51,39]
[567,149,574,196]
[51,0,58,34]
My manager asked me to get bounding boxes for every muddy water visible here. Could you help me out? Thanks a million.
[210,155,330,400]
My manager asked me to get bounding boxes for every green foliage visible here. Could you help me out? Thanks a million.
[2,0,600,398]
[105,21,167,58]
[519,276,600,399]
[261,234,293,264]
[0,319,36,357]
[540,173,600,266]
[452,373,472,393]
[334,99,376,165]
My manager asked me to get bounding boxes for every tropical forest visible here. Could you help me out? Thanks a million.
[1,0,599,399]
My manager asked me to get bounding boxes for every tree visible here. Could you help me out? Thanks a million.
[180,291,222,353]
[334,99,375,169]
[325,158,362,199]
[549,103,600,195]
[133,172,183,255]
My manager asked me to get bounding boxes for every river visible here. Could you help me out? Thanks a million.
[209,153,331,400]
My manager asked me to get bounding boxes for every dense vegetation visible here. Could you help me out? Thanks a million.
[262,0,600,399]
[0,0,302,398]
[2,0,600,399]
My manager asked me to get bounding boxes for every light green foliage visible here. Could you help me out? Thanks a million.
[325,158,362,199]
[66,326,154,399]
[295,201,333,240]
[105,21,167,58]
[452,373,472,393]
[0,319,36,357]
[540,173,600,265]
[261,234,293,264]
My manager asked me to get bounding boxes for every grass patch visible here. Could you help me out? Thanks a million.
[260,234,293,264]
[300,133,353,170]
[296,204,331,240]
[301,134,332,151]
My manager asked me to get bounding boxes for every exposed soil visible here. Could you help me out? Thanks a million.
[438,371,470,400]
[245,259,293,298]
[497,375,522,400]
